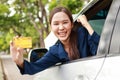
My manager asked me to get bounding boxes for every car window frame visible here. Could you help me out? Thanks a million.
[97,0,120,55]
[109,0,120,54]
[74,0,113,56]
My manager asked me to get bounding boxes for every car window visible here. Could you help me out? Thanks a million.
[88,9,109,35]
[83,0,113,36]
[73,0,113,57]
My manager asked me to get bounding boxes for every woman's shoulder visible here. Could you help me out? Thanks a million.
[77,26,87,32]
[76,26,88,37]
[49,41,60,53]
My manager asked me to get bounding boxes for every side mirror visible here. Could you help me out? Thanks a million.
[28,48,48,62]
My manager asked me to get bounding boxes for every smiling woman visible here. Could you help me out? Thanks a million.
[10,6,100,75]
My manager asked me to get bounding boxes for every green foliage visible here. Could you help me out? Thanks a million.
[49,0,84,14]
[0,31,14,51]
[0,0,85,52]
[0,4,9,15]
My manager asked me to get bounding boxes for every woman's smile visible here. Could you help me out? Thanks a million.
[58,31,67,37]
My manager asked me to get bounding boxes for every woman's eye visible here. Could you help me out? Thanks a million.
[63,22,68,24]
[53,23,58,25]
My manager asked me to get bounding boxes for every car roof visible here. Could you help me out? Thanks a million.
[74,0,113,22]
[73,0,99,22]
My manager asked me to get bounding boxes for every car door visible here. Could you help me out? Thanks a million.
[96,0,120,79]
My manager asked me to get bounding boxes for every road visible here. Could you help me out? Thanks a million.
[0,55,37,80]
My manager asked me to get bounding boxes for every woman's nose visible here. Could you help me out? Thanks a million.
[59,24,64,30]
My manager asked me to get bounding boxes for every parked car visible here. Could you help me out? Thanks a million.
[29,0,120,80]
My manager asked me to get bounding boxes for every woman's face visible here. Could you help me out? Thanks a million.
[51,12,73,43]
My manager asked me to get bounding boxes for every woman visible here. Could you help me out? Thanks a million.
[10,6,100,75]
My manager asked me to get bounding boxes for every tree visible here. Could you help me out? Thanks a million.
[13,0,50,48]
[49,0,84,14]
[0,0,84,52]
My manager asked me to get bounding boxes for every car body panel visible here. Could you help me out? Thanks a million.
[109,2,120,53]
[34,57,105,80]
[97,0,120,54]
[96,55,120,80]
[34,55,120,80]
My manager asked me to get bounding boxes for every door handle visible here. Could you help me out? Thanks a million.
[74,75,89,80]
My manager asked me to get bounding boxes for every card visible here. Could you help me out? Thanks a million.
[14,37,32,48]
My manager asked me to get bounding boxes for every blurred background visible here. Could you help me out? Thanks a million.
[0,0,91,55]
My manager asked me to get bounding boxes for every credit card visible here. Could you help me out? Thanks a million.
[14,37,32,48]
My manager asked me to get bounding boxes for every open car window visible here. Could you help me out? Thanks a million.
[72,0,113,58]
[86,1,112,35]
[89,9,109,35]
[74,0,112,36]
[29,0,113,62]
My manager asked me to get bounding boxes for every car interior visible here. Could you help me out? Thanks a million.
[74,0,112,35]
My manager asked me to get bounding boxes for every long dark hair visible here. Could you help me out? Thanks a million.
[49,6,80,60]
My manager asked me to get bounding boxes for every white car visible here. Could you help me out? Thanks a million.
[29,0,120,80]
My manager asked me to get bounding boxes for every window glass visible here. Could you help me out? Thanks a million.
[89,19,105,35]
[88,9,109,35]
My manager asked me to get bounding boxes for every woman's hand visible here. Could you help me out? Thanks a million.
[77,15,94,35]
[10,37,24,68]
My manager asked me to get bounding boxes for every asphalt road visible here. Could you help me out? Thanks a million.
[0,58,4,80]
[0,55,36,80]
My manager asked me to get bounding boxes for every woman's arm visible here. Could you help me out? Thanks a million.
[10,40,61,75]
[77,15,100,55]
[77,15,94,35]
